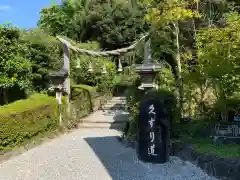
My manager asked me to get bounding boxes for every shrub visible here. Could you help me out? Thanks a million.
[155,67,175,92]
[71,84,97,94]
[0,24,32,104]
[112,72,140,96]
[70,86,95,116]
[72,56,116,94]
[124,86,143,139]
[21,29,62,92]
[66,84,111,128]
[0,93,58,151]
[172,119,217,139]
[212,95,240,121]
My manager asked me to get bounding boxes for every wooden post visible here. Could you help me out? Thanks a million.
[63,43,71,114]
[56,90,63,126]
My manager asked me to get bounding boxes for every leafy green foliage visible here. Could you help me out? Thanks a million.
[0,25,62,104]
[21,29,62,91]
[143,0,240,121]
[0,25,32,90]
[174,119,240,158]
[71,84,97,93]
[145,0,201,26]
[38,0,148,49]
[195,12,240,119]
[155,67,176,92]
[125,87,142,139]
[181,136,240,158]
[69,41,117,94]
[0,25,33,104]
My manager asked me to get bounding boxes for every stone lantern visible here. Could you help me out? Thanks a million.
[47,69,68,126]
[135,39,162,91]
[48,69,68,94]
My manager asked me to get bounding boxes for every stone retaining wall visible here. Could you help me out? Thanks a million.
[118,138,240,180]
[171,141,240,180]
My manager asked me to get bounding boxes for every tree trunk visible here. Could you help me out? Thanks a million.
[3,88,9,105]
[215,83,228,122]
[221,103,228,122]
[220,88,228,122]
[173,22,184,122]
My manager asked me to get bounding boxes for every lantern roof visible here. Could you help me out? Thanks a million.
[134,63,162,73]
[47,69,68,79]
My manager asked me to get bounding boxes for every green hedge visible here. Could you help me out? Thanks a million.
[0,93,58,151]
[71,84,98,117]
[71,84,97,94]
[66,84,110,128]
[0,85,110,151]
[71,85,94,114]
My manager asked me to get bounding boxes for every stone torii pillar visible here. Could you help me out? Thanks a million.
[63,43,71,113]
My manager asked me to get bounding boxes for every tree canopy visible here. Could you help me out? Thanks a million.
[38,0,149,50]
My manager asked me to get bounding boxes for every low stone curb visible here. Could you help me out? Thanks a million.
[117,137,240,180]
[171,141,240,180]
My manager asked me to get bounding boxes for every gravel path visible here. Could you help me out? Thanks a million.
[0,97,218,180]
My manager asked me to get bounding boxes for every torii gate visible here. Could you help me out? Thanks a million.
[55,34,171,164]
[56,32,162,113]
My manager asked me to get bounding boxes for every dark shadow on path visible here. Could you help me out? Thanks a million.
[84,136,150,180]
[99,100,129,131]
[102,110,129,131]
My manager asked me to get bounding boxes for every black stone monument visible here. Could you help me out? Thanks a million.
[134,38,174,164]
[137,90,173,164]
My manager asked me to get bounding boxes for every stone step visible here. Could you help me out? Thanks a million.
[106,99,126,104]
[101,106,126,111]
[103,102,125,105]
[105,99,126,103]
[109,101,126,104]
[103,102,126,107]
[82,119,127,124]
[107,99,126,102]
[102,103,126,108]
[77,122,126,129]
[110,96,126,100]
